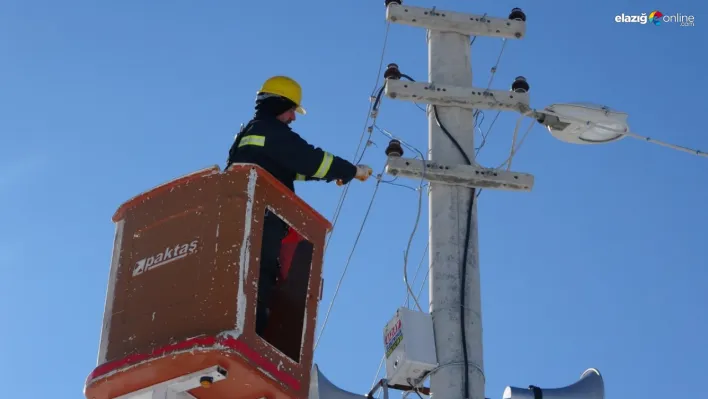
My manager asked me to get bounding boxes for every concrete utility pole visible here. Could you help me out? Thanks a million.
[383,2,532,398]
[426,28,483,399]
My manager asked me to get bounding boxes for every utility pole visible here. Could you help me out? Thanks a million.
[426,27,483,399]
[382,2,532,398]
[379,3,695,398]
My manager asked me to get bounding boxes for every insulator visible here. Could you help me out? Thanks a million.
[509,7,526,21]
[383,63,402,80]
[385,139,404,157]
[511,76,530,93]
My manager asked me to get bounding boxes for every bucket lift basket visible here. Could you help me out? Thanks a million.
[83,163,331,399]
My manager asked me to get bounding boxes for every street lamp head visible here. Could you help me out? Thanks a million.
[535,102,628,145]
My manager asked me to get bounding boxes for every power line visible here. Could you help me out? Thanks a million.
[374,125,427,313]
[313,25,413,352]
[407,242,429,308]
[325,21,391,252]
[475,110,498,156]
[498,116,536,170]
[366,124,432,393]
[314,86,391,351]
[472,37,508,156]
[381,179,420,191]
[313,165,386,352]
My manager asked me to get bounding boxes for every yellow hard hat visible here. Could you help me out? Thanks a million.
[258,76,306,115]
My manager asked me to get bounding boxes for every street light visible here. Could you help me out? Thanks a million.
[534,102,706,157]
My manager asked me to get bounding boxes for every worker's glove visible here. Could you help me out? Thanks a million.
[354,165,373,182]
[336,165,373,186]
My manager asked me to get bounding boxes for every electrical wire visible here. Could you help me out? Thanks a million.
[475,111,500,156]
[474,110,486,136]
[485,38,507,90]
[622,131,707,158]
[497,115,536,170]
[326,85,384,252]
[325,20,391,252]
[374,125,428,312]
[397,71,474,398]
[325,83,385,253]
[472,39,513,200]
[475,111,533,199]
[471,37,507,156]
[432,104,474,399]
[394,72,474,397]
[313,165,386,352]
[415,251,430,300]
[408,243,429,308]
[381,180,420,191]
[399,158,425,313]
[320,122,430,370]
[366,124,431,392]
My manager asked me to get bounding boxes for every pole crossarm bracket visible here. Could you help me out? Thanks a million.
[385,156,535,192]
[385,79,531,114]
[385,4,526,39]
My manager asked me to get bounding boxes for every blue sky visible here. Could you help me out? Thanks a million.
[1,0,706,398]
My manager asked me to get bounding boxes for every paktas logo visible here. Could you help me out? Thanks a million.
[133,239,199,276]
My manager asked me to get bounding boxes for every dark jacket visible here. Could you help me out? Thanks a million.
[226,111,358,192]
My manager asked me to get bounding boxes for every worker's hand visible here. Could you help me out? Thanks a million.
[354,165,373,182]
[336,165,373,186]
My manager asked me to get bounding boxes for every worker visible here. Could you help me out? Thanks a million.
[226,75,373,336]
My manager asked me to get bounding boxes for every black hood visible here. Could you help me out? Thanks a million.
[254,94,297,118]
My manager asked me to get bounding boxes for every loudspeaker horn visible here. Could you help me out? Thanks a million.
[502,368,604,399]
[309,363,369,399]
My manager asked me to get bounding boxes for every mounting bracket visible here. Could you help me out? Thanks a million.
[115,365,228,399]
[385,80,531,113]
[386,4,526,39]
[385,157,534,192]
